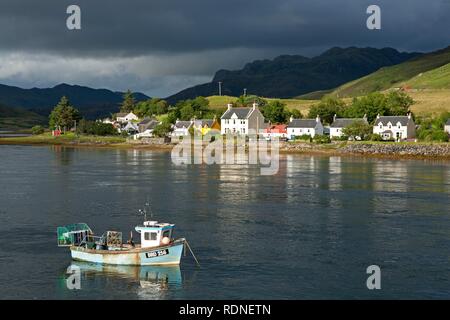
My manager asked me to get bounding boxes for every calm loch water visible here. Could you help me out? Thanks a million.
[0,145,449,299]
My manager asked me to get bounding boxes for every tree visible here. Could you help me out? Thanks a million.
[342,120,372,140]
[48,96,81,132]
[262,100,289,123]
[233,95,267,108]
[76,119,117,136]
[31,125,45,135]
[152,121,173,137]
[385,91,414,116]
[134,98,169,118]
[289,109,303,119]
[308,97,346,124]
[120,90,136,113]
[179,104,195,120]
[344,93,388,123]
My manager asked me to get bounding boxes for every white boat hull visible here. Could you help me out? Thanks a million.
[70,240,184,266]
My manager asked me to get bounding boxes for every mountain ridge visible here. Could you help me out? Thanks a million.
[0,83,150,119]
[166,47,421,103]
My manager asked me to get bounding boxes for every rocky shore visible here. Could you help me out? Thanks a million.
[280,141,450,158]
[339,142,450,158]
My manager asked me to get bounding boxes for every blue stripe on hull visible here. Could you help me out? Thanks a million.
[71,242,184,266]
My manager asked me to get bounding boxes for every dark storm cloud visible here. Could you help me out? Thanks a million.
[1,0,449,56]
[0,0,449,96]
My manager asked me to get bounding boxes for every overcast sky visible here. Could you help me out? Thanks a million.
[0,0,449,97]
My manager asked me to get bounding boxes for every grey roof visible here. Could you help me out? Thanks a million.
[221,107,252,119]
[375,116,410,126]
[194,119,214,127]
[446,119,450,125]
[139,119,159,132]
[138,118,155,125]
[288,119,318,128]
[174,121,192,129]
[116,113,127,117]
[331,118,367,128]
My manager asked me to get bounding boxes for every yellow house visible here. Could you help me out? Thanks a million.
[193,118,221,136]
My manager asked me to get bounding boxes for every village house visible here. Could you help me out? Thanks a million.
[135,118,160,138]
[116,112,139,123]
[193,118,221,136]
[287,115,324,140]
[445,119,450,135]
[373,114,416,141]
[220,103,265,135]
[330,114,368,139]
[121,121,139,134]
[262,124,288,140]
[171,120,193,137]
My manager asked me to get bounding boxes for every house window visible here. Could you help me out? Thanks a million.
[242,128,245,134]
[144,232,157,241]
[233,120,236,125]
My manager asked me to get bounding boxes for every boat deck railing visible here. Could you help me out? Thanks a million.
[79,234,105,247]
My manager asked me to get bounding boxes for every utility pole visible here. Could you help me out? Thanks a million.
[218,82,222,96]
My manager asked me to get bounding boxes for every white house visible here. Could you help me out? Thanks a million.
[134,118,160,139]
[122,121,139,134]
[220,103,265,135]
[445,119,450,135]
[330,114,368,139]
[171,120,193,137]
[373,114,416,141]
[287,115,324,140]
[116,112,138,123]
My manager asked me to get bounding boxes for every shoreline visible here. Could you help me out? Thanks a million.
[1,135,450,160]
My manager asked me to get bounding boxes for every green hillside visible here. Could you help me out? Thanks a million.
[400,62,450,89]
[331,46,450,97]
[0,104,47,130]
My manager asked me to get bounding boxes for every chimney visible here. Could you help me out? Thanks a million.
[316,115,320,123]
[407,112,412,119]
[376,114,380,119]
[290,115,294,123]
[227,103,233,110]
[333,114,337,122]
[252,102,258,110]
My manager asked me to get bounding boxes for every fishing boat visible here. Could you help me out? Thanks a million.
[57,220,189,266]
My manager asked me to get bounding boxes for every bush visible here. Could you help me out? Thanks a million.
[369,133,383,141]
[76,119,118,136]
[313,134,331,144]
[31,125,45,135]
[152,121,173,137]
[418,129,449,142]
[293,134,313,142]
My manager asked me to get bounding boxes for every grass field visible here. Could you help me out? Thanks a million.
[206,95,316,115]
[0,132,127,145]
[206,90,450,117]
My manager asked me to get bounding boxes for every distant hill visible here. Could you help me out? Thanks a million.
[0,104,47,130]
[0,83,150,119]
[330,46,450,97]
[166,47,420,103]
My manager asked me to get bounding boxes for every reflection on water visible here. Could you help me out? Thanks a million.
[0,145,450,299]
[67,261,182,300]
